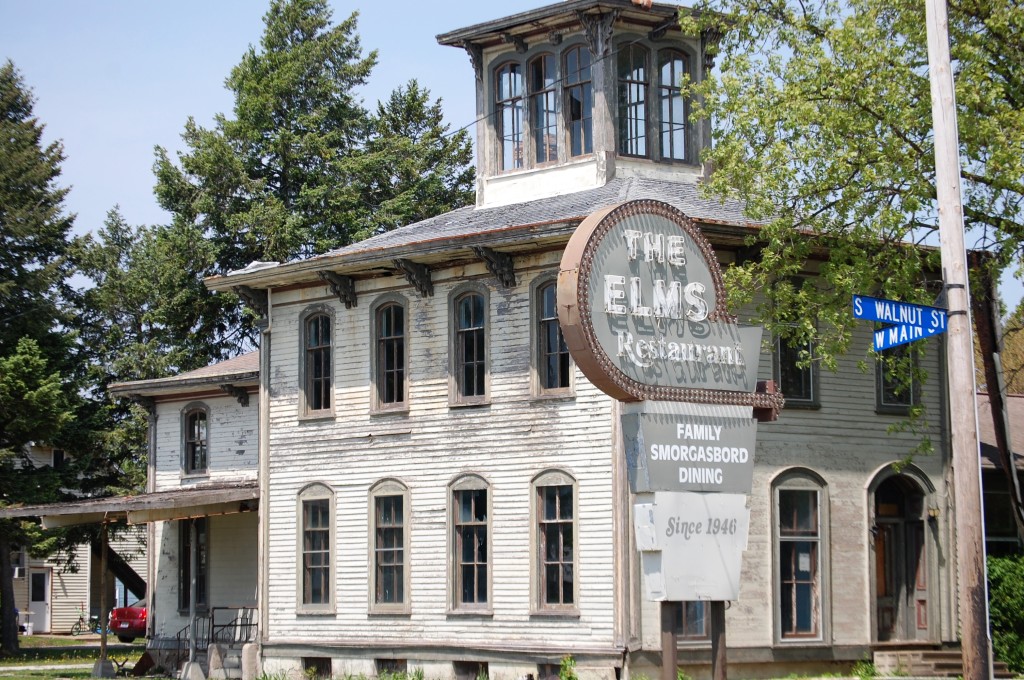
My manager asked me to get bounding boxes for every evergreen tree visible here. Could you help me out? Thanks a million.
[0,61,79,653]
[153,0,378,275]
[351,79,475,241]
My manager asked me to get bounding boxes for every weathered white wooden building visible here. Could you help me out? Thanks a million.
[195,2,961,678]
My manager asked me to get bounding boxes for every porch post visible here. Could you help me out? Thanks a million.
[189,517,197,664]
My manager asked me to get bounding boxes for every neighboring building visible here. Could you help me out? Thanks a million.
[194,2,960,678]
[11,445,147,635]
[978,392,1024,556]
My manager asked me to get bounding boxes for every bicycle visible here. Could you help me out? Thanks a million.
[70,603,102,635]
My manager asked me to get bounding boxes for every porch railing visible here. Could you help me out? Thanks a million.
[171,606,257,670]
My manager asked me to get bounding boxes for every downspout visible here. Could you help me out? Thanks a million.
[258,289,273,646]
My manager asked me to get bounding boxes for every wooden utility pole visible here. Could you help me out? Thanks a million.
[923,0,993,677]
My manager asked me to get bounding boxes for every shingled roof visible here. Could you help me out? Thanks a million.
[108,351,259,397]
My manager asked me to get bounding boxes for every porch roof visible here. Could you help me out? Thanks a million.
[0,481,259,529]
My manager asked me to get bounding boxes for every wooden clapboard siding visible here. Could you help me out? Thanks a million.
[152,393,259,491]
[264,255,619,652]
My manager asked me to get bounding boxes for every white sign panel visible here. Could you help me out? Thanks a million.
[633,491,750,601]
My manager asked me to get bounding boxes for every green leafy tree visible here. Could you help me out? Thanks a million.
[1001,301,1024,394]
[350,79,475,241]
[679,0,1023,368]
[988,553,1024,671]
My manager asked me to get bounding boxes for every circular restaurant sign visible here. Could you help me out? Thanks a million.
[557,200,766,403]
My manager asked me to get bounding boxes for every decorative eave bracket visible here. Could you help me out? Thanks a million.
[577,10,619,57]
[394,259,433,297]
[500,32,528,53]
[473,246,516,288]
[463,41,483,82]
[701,27,724,72]
[233,285,268,319]
[318,271,357,309]
[220,384,250,407]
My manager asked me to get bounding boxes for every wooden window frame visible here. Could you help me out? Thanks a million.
[531,470,579,615]
[563,43,593,158]
[449,285,490,406]
[180,402,209,476]
[532,277,574,397]
[657,48,690,162]
[876,343,920,415]
[774,334,819,408]
[449,474,492,613]
[371,295,409,413]
[297,483,335,614]
[178,517,209,613]
[368,479,411,614]
[617,42,650,158]
[299,306,335,418]
[529,53,559,165]
[495,61,525,172]
[772,469,829,643]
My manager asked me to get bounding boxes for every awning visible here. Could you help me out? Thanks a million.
[0,482,259,529]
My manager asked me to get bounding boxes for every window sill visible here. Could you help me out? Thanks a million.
[180,471,209,481]
[298,410,335,422]
[449,399,491,410]
[783,400,820,410]
[531,390,576,403]
[368,606,412,617]
[295,607,336,616]
[875,405,914,417]
[529,608,580,619]
[371,405,409,418]
[446,608,493,618]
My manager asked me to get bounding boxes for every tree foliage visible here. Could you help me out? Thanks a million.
[1000,300,1024,393]
[988,552,1024,672]
[153,0,377,274]
[679,0,1023,371]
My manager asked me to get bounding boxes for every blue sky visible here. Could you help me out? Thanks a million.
[2,0,1020,312]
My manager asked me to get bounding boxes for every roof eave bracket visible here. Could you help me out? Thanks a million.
[393,259,434,297]
[473,246,517,288]
[318,270,358,309]
[220,384,250,407]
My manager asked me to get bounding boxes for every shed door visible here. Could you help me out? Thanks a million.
[28,569,50,633]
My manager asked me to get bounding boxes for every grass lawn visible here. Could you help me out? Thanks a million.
[0,634,144,670]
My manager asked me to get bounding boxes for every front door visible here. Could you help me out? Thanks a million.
[28,569,50,633]
[874,476,930,641]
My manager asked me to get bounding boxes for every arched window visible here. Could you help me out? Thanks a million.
[297,483,334,612]
[532,470,577,612]
[536,279,571,393]
[530,53,558,164]
[300,308,333,415]
[617,44,649,157]
[181,403,209,475]
[369,479,410,613]
[495,62,524,171]
[373,297,407,410]
[452,288,488,403]
[564,45,593,157]
[772,469,829,642]
[658,49,689,161]
[450,474,490,610]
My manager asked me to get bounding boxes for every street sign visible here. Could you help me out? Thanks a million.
[853,294,948,351]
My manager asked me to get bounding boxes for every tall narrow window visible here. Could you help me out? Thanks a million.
[658,49,688,161]
[453,480,489,608]
[178,517,208,611]
[302,499,331,605]
[564,45,593,157]
[305,313,332,413]
[538,281,571,392]
[454,291,487,401]
[538,484,574,607]
[375,494,404,604]
[775,475,826,640]
[775,335,817,406]
[496,63,524,170]
[530,54,558,164]
[183,407,208,474]
[617,44,649,157]
[376,302,406,408]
